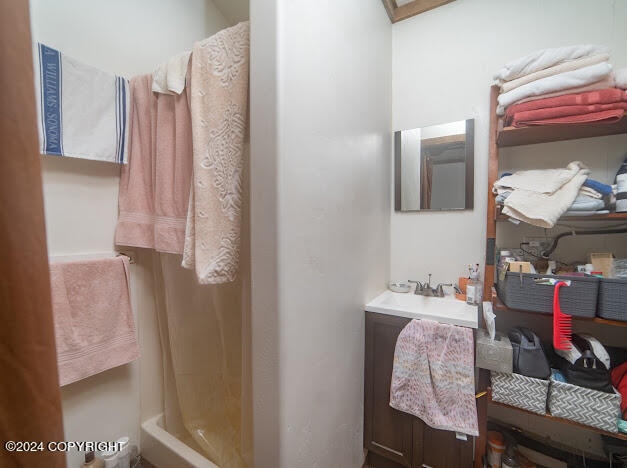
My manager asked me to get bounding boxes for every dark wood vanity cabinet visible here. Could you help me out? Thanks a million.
[364,312,473,468]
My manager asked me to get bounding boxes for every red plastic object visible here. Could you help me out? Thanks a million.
[553,281,572,351]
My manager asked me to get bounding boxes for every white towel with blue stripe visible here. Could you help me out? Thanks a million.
[34,43,129,164]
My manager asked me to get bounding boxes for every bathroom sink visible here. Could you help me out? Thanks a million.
[365,289,478,328]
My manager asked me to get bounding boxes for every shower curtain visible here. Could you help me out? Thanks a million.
[150,161,251,467]
[115,20,251,467]
[149,148,251,468]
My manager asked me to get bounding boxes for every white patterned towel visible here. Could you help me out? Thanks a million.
[389,319,478,436]
[182,22,250,284]
[494,44,609,83]
[34,43,129,164]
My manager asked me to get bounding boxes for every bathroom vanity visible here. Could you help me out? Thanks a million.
[363,292,478,467]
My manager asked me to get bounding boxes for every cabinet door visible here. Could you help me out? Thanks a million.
[412,419,473,468]
[364,312,413,467]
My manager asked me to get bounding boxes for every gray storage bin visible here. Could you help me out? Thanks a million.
[496,272,599,317]
[597,278,627,322]
[491,371,549,415]
[548,377,621,433]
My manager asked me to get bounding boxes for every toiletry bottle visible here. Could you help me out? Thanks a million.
[501,443,520,468]
[116,437,130,468]
[100,448,119,468]
[466,264,483,305]
[81,451,104,468]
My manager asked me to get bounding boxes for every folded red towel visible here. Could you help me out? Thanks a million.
[511,106,627,127]
[504,87,627,124]
[512,109,625,127]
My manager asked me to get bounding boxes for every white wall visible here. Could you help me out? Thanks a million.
[391,0,627,286]
[391,0,627,456]
[29,1,219,466]
[250,0,392,466]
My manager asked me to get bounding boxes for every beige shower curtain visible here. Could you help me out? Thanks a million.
[151,159,251,467]
[145,21,251,468]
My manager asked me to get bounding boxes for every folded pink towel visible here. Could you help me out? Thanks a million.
[389,319,478,436]
[49,256,139,386]
[511,108,626,127]
[115,71,193,254]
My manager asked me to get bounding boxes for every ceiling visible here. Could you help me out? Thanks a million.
[211,0,249,24]
[208,0,451,27]
[381,0,455,23]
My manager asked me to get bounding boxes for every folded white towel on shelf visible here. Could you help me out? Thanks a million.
[569,195,605,211]
[497,62,613,112]
[494,161,589,195]
[578,186,603,199]
[494,44,609,83]
[496,76,616,115]
[563,209,609,216]
[152,50,192,95]
[500,53,609,94]
[34,43,129,164]
[615,68,627,89]
[494,161,590,228]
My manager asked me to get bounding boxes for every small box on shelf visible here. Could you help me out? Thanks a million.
[548,377,621,433]
[476,329,512,374]
[491,371,549,415]
[496,271,599,317]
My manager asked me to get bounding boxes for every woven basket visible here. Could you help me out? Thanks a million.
[496,272,598,317]
[548,378,622,432]
[491,371,548,415]
[597,278,627,322]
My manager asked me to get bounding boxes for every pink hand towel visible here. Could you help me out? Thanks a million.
[389,319,478,436]
[115,70,193,254]
[49,256,139,386]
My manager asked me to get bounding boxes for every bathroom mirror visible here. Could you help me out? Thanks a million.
[394,119,474,212]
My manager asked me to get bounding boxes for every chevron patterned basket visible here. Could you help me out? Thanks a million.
[548,378,622,432]
[491,371,549,415]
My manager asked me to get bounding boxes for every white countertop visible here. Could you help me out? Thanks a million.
[365,289,478,328]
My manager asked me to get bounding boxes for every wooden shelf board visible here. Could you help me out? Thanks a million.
[491,294,627,327]
[494,205,627,222]
[497,113,627,147]
[487,387,627,441]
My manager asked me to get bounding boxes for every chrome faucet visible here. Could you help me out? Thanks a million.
[408,274,452,297]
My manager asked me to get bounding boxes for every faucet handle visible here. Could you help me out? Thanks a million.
[434,283,452,297]
[408,280,423,294]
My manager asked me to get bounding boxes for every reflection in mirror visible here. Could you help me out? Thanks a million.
[394,119,474,212]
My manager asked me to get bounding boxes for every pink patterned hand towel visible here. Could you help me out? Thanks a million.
[389,319,478,436]
[182,21,249,284]
[49,256,139,386]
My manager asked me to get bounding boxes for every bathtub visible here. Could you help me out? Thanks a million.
[140,414,218,468]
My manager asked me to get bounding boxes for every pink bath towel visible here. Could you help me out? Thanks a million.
[389,319,478,436]
[115,71,193,254]
[49,256,139,386]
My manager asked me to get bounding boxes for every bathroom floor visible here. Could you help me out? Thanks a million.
[137,457,157,468]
